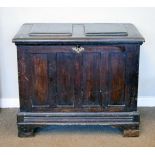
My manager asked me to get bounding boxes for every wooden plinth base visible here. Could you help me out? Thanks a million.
[17,111,140,137]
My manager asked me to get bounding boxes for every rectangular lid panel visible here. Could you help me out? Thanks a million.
[29,23,72,36]
[84,23,128,36]
[12,23,145,43]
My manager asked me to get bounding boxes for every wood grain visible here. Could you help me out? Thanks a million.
[32,54,48,105]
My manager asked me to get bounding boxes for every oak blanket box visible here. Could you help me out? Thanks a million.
[12,23,144,137]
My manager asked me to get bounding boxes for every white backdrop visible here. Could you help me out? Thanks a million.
[0,7,155,107]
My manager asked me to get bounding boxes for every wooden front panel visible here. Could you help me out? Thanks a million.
[74,54,82,108]
[56,52,75,107]
[31,54,49,107]
[100,51,109,108]
[48,53,57,107]
[30,50,79,110]
[82,52,101,107]
[82,46,126,110]
[17,45,139,112]
[109,50,125,106]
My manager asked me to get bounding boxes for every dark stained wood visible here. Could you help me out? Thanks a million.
[17,47,32,112]
[74,53,82,108]
[32,54,48,106]
[14,23,144,137]
[109,50,125,106]
[18,125,35,137]
[48,53,57,108]
[124,45,140,111]
[82,51,101,107]
[56,52,75,107]
[100,49,109,109]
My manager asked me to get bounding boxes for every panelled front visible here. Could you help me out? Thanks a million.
[56,52,75,107]
[17,45,139,112]
[82,52,101,108]
[83,46,127,111]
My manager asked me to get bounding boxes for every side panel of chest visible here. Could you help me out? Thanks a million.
[17,45,139,112]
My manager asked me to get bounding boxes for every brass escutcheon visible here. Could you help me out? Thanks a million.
[72,46,84,53]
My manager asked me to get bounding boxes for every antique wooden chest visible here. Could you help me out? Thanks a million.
[13,23,144,137]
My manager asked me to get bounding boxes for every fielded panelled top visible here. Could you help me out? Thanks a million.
[12,23,144,44]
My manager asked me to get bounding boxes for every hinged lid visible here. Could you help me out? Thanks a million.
[12,23,145,44]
